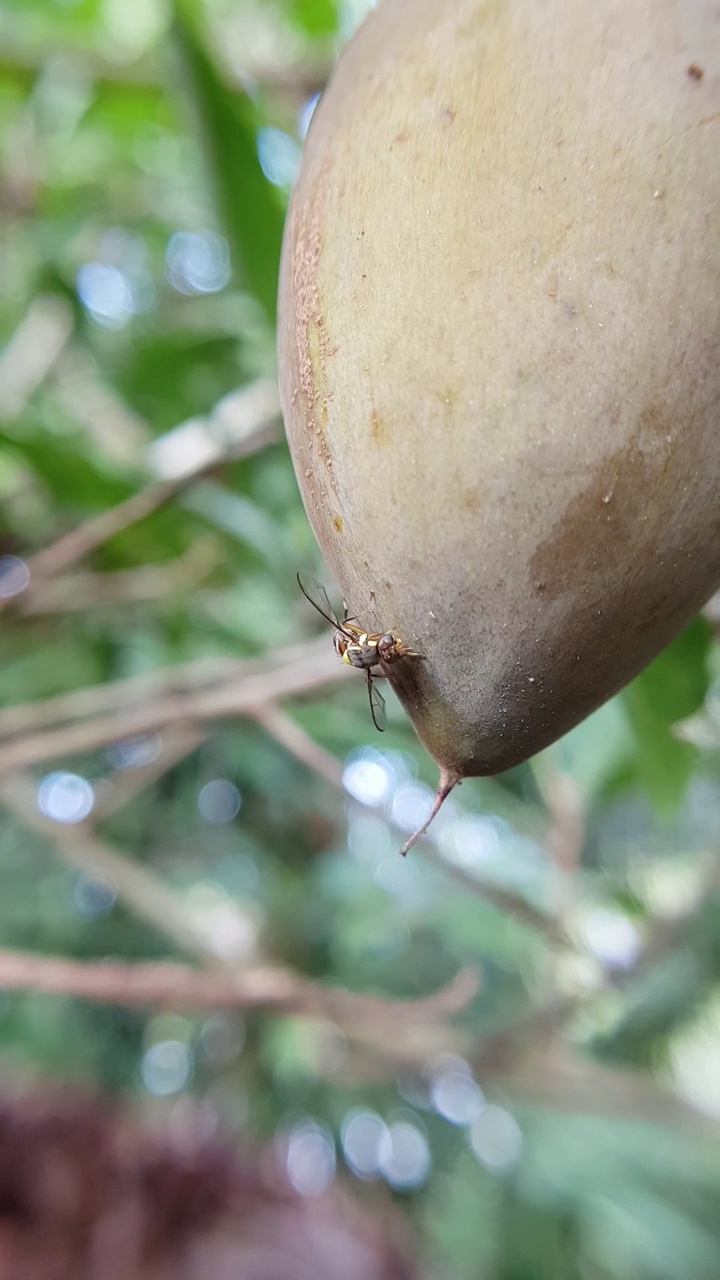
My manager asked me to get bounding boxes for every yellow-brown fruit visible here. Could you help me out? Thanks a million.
[278,0,720,839]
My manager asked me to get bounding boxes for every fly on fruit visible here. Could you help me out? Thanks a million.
[297,571,422,732]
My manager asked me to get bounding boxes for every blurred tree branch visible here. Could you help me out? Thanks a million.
[17,539,221,614]
[11,401,279,598]
[0,771,229,965]
[250,704,564,937]
[0,947,478,1031]
[0,637,346,770]
[0,295,74,418]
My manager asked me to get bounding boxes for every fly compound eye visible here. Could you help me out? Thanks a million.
[377,633,396,659]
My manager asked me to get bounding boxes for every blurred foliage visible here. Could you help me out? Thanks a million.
[0,1,718,1278]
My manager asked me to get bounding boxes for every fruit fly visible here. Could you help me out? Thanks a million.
[297,572,422,732]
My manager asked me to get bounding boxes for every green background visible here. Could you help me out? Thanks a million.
[0,1,718,1276]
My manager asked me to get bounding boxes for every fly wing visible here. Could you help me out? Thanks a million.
[296,571,340,628]
[367,670,387,732]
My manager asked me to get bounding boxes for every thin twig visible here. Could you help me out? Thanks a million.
[531,756,585,917]
[250,703,345,789]
[0,651,274,738]
[0,637,347,772]
[0,774,226,966]
[18,415,278,592]
[18,540,220,615]
[0,947,478,1027]
[51,345,150,465]
[252,706,563,940]
[0,295,74,418]
[492,1043,717,1135]
[416,845,565,941]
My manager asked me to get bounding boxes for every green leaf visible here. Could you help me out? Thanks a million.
[550,693,634,805]
[112,330,243,433]
[621,617,711,811]
[170,0,284,322]
[289,0,338,37]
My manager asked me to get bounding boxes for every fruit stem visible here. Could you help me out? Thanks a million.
[399,767,459,857]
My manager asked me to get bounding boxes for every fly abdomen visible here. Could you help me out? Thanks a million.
[344,635,379,670]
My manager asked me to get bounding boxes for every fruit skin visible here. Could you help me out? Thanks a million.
[278,0,720,781]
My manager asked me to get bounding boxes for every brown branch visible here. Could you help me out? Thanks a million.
[492,1044,717,1135]
[17,414,278,592]
[530,756,585,920]
[416,844,566,941]
[249,703,345,789]
[18,540,220,615]
[0,295,73,418]
[0,376,280,617]
[51,345,151,465]
[0,773,228,966]
[0,651,264,738]
[0,947,478,1028]
[251,706,563,940]
[0,637,347,772]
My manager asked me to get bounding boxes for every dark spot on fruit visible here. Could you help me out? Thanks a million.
[370,410,386,445]
[333,514,343,534]
[529,420,675,600]
[460,487,482,515]
[687,64,704,80]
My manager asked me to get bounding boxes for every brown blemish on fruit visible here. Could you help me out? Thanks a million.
[460,487,482,515]
[370,410,387,445]
[638,401,668,439]
[530,420,675,599]
[545,269,559,300]
[332,514,343,534]
[687,64,704,80]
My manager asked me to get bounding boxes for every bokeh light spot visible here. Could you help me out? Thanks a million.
[341,1109,391,1179]
[379,1119,431,1190]
[298,93,321,139]
[73,871,117,920]
[76,262,135,328]
[390,783,435,835]
[284,1120,336,1196]
[343,748,394,806]
[581,909,642,971]
[470,1105,523,1171]
[36,772,94,824]
[166,230,231,295]
[431,1070,485,1126]
[257,126,300,186]
[141,1039,193,1096]
[0,555,30,600]
[106,734,162,769]
[198,779,241,824]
